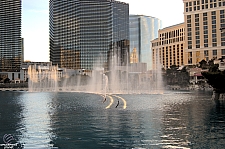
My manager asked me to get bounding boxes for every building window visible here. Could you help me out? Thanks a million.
[196,40,200,44]
[222,49,225,55]
[188,52,192,64]
[212,16,216,20]
[213,49,217,55]
[213,43,217,47]
[204,50,209,56]
[210,3,213,8]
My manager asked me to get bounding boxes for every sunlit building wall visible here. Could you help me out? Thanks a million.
[130,48,138,63]
[183,0,225,65]
[0,0,22,72]
[49,0,129,71]
[151,23,185,69]
[129,15,162,70]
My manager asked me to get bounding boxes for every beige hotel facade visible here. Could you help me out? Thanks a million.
[152,0,225,69]
[152,23,185,69]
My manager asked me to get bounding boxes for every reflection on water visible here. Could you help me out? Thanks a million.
[0,91,225,148]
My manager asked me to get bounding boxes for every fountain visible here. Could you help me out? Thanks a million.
[28,64,59,92]
[28,52,164,94]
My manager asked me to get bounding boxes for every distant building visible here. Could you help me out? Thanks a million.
[49,0,129,71]
[0,0,23,72]
[130,48,138,63]
[129,15,162,70]
[183,0,225,65]
[151,23,185,69]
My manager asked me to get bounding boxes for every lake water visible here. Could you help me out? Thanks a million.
[0,90,225,149]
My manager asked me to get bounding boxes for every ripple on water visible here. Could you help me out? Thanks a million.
[0,91,225,148]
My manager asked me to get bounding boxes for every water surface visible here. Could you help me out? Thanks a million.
[0,91,225,149]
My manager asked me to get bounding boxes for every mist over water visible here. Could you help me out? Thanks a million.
[28,54,164,94]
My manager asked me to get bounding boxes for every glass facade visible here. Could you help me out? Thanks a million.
[129,15,162,70]
[0,0,22,72]
[49,0,129,71]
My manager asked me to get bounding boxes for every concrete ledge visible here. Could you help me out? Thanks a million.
[0,88,28,91]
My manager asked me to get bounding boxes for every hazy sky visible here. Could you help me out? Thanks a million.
[22,0,184,62]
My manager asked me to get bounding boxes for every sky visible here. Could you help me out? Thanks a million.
[22,0,184,62]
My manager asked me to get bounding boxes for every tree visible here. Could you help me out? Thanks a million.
[199,59,207,69]
[201,59,225,93]
[4,78,10,83]
[164,65,189,87]
[202,70,225,93]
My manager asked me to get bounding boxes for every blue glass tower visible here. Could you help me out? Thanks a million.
[129,15,162,70]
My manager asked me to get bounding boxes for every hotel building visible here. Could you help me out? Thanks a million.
[0,0,23,72]
[151,23,185,69]
[49,0,129,71]
[129,15,162,70]
[183,0,225,65]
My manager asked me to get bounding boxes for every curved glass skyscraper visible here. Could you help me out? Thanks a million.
[129,15,162,70]
[0,0,22,72]
[49,0,129,71]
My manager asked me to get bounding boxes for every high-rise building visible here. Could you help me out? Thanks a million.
[129,15,162,70]
[49,0,129,71]
[151,23,185,69]
[183,0,225,65]
[0,0,22,72]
